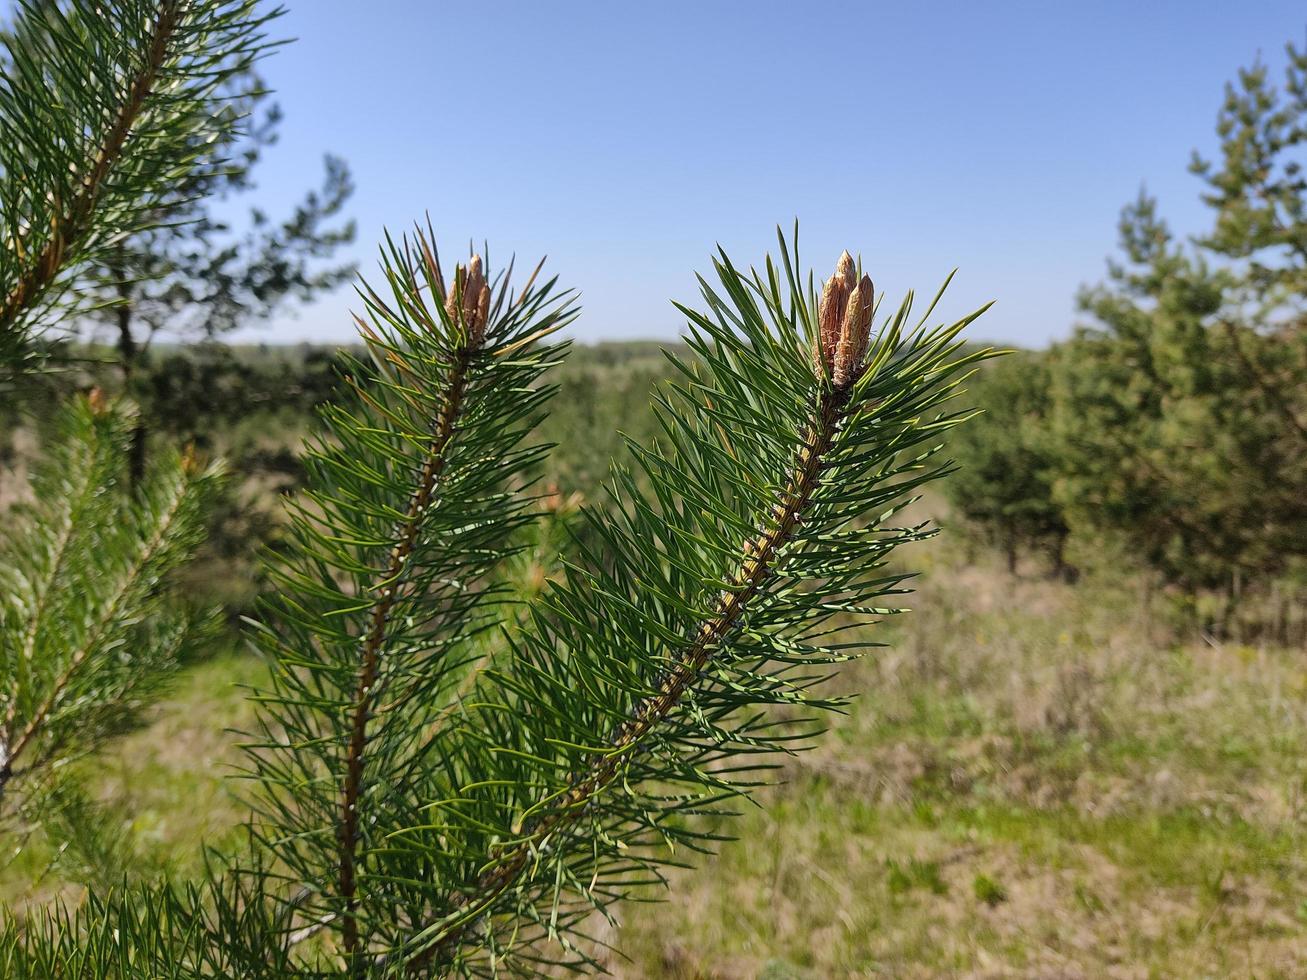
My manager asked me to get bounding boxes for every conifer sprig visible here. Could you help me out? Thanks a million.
[0,862,303,978]
[0,393,224,812]
[0,0,282,371]
[242,225,576,967]
[376,230,991,974]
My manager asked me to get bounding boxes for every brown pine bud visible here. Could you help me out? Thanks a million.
[86,386,108,416]
[816,251,859,375]
[833,273,874,389]
[444,266,464,324]
[444,254,490,345]
[473,281,490,345]
[462,255,485,319]
[180,442,202,476]
[835,250,857,291]
[817,276,845,371]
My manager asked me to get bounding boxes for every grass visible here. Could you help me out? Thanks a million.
[596,548,1307,978]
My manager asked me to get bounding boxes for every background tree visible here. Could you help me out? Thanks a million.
[91,66,356,480]
[941,350,1068,575]
[1189,35,1307,542]
[1191,38,1307,326]
[937,34,1306,634]
[1052,195,1236,592]
[1053,185,1306,631]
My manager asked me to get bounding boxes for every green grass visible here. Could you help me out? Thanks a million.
[598,553,1307,977]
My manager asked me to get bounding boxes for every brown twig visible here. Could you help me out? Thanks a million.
[337,335,480,966]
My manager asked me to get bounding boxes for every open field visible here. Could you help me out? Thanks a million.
[608,550,1307,978]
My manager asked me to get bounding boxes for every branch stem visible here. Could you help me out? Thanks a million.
[338,341,478,966]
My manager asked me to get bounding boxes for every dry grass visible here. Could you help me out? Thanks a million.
[598,545,1307,977]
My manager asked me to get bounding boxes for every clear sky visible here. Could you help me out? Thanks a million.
[233,1,1307,348]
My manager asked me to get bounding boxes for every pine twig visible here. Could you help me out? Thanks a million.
[406,249,879,972]
[337,254,491,965]
[0,456,192,804]
[0,1,180,333]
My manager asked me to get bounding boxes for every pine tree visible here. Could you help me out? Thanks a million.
[942,350,1068,575]
[0,0,280,866]
[91,68,356,483]
[0,3,994,971]
[1052,37,1307,615]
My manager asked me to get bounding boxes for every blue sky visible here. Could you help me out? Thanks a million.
[236,1,1306,347]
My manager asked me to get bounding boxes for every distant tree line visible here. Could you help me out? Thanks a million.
[944,37,1307,641]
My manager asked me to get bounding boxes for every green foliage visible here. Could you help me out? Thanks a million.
[1054,190,1307,599]
[0,228,986,974]
[139,344,349,444]
[0,394,224,815]
[242,227,577,970]
[0,868,301,978]
[0,0,282,376]
[534,342,677,500]
[250,229,984,975]
[941,351,1068,573]
[935,34,1307,624]
[1190,37,1307,310]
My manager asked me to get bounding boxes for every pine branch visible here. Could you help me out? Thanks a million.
[3,403,112,739]
[380,231,992,973]
[0,1,177,332]
[0,0,283,371]
[412,381,854,972]
[338,261,485,960]
[1,444,188,792]
[0,394,223,813]
[243,224,576,969]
